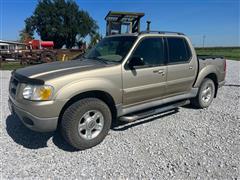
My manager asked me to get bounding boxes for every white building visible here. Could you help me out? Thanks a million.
[0,40,27,54]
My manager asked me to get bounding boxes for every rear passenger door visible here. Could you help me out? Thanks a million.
[165,37,197,96]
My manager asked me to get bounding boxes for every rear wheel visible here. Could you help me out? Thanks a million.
[61,98,112,150]
[191,78,215,108]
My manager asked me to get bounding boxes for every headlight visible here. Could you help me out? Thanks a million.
[23,85,54,101]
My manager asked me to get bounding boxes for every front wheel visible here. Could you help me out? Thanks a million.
[61,98,112,150]
[191,78,215,108]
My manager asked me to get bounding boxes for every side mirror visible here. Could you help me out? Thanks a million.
[128,56,144,69]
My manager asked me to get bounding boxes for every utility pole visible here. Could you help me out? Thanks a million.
[202,35,206,48]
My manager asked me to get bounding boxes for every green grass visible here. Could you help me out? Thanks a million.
[195,47,240,61]
[0,62,27,70]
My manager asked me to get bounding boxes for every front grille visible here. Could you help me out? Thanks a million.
[9,76,19,98]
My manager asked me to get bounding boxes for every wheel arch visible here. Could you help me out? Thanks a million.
[204,73,218,97]
[194,65,219,97]
[58,90,117,128]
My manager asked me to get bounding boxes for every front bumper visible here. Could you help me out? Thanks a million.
[8,98,58,132]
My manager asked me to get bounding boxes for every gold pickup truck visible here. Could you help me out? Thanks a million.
[9,31,226,150]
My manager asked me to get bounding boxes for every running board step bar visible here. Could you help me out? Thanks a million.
[119,100,190,122]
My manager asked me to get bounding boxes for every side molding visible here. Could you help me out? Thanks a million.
[117,88,198,116]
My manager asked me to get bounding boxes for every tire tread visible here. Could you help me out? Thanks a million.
[61,98,111,150]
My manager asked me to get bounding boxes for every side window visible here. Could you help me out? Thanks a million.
[132,37,165,66]
[167,37,191,63]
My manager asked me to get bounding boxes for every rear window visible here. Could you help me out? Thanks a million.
[167,37,191,63]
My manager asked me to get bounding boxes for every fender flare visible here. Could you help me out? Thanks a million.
[54,78,122,105]
[193,65,218,88]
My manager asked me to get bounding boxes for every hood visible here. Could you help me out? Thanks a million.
[15,59,108,81]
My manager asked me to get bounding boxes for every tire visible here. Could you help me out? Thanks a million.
[61,98,112,150]
[191,78,215,108]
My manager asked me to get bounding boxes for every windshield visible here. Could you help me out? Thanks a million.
[85,36,137,62]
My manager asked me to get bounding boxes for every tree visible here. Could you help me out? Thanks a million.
[89,32,102,47]
[25,0,98,48]
[19,28,34,43]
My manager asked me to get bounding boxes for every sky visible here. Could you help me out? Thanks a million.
[0,0,239,47]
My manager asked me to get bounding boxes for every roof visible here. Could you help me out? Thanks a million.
[0,40,26,45]
[0,42,10,46]
[105,11,145,22]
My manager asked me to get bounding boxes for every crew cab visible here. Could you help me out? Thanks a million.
[8,31,226,150]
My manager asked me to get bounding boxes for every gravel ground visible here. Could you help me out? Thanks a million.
[0,60,239,179]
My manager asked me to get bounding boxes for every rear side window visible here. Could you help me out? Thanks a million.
[132,37,165,65]
[167,37,191,63]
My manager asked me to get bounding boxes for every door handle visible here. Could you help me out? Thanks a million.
[189,66,193,69]
[153,69,165,75]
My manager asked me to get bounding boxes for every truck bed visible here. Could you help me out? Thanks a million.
[197,55,224,60]
[194,55,226,88]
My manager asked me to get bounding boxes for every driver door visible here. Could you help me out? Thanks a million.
[122,37,167,107]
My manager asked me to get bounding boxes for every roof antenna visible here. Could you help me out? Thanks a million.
[146,21,151,32]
